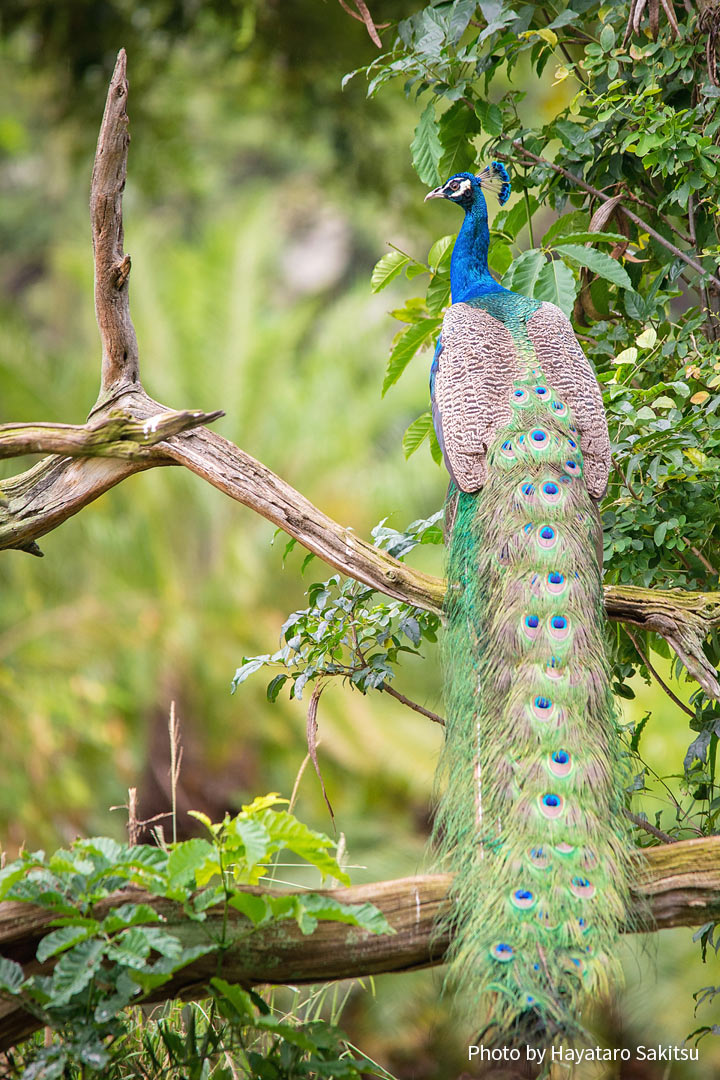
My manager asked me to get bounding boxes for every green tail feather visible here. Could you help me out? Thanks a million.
[433,374,633,1043]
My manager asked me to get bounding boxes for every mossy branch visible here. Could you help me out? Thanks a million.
[0,838,718,1052]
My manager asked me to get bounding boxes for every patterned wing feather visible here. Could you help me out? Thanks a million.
[527,303,611,500]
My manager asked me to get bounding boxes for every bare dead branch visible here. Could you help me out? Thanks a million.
[0,838,718,1051]
[0,410,222,460]
[91,49,139,400]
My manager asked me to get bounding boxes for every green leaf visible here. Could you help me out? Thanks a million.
[411,102,442,186]
[250,809,350,884]
[211,977,256,1023]
[475,99,503,137]
[382,318,440,396]
[51,938,105,1004]
[600,22,616,51]
[428,234,455,270]
[166,838,216,888]
[534,260,578,317]
[496,196,539,240]
[429,426,443,465]
[230,816,272,867]
[371,251,410,292]
[228,891,270,925]
[553,243,632,289]
[542,211,589,245]
[438,101,479,178]
[266,673,288,702]
[37,926,95,963]
[546,230,625,246]
[0,957,24,994]
[402,412,434,459]
[654,521,668,545]
[502,249,545,294]
[297,893,394,936]
[425,272,451,314]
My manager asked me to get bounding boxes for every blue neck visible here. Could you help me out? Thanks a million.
[450,198,504,303]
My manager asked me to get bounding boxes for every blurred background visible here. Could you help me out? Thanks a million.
[0,2,717,1076]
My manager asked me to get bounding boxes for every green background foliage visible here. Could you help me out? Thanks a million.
[1,0,720,1075]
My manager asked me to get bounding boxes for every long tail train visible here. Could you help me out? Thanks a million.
[433,371,633,1042]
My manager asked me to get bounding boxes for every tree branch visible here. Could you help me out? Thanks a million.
[0,410,222,460]
[0,838,718,1051]
[503,142,720,290]
[91,49,140,400]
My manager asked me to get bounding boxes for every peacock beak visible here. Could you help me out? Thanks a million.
[424,186,445,201]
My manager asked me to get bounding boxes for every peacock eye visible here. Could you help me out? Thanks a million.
[448,179,460,191]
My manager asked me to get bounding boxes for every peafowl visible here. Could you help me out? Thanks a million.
[425,165,633,1046]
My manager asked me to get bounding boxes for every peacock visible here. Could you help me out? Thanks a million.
[425,165,634,1045]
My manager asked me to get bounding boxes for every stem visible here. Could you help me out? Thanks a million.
[625,626,696,719]
[379,682,445,727]
[523,185,535,247]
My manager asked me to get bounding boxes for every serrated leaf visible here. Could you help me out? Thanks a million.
[230,817,272,867]
[475,99,503,137]
[546,230,625,246]
[37,926,95,964]
[166,838,216,887]
[291,893,394,936]
[534,260,578,317]
[502,249,545,294]
[411,102,442,186]
[371,251,410,292]
[51,938,104,1004]
[0,957,24,994]
[553,243,632,289]
[438,101,479,177]
[497,197,539,240]
[542,211,589,245]
[382,318,440,396]
[232,655,270,691]
[402,412,434,458]
[425,272,451,315]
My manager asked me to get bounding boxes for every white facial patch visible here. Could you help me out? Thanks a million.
[450,178,472,198]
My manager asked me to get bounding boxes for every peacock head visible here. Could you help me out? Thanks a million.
[424,162,511,212]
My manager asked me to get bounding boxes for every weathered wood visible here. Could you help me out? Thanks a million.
[91,48,140,399]
[0,410,223,460]
[0,838,718,1051]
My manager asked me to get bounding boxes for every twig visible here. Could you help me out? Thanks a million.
[624,808,676,844]
[689,543,717,577]
[502,142,720,289]
[625,626,696,718]
[379,683,445,727]
[168,702,183,845]
[335,0,385,47]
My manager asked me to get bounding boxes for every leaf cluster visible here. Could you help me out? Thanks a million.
[0,798,391,1078]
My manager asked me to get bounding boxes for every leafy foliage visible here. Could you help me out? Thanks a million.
[233,514,443,702]
[0,800,392,1077]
